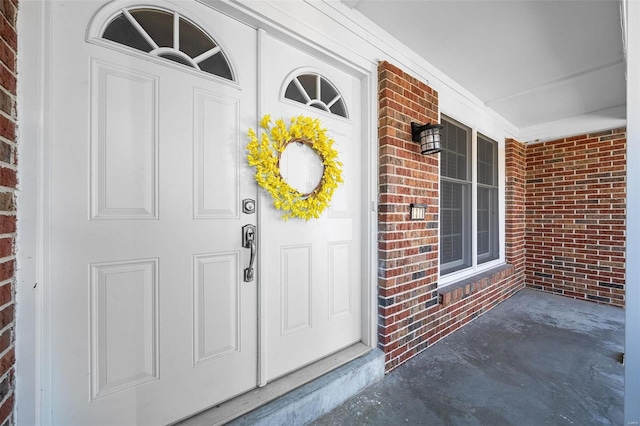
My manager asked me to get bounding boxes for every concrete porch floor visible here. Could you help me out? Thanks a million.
[313,288,624,426]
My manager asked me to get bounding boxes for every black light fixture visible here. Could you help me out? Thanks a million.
[411,122,443,155]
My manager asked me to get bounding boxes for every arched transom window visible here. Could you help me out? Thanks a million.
[101,7,234,80]
[284,73,348,118]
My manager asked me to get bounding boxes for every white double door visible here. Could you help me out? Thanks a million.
[45,1,362,425]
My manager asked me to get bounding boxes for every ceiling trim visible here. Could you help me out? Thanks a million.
[519,104,626,143]
[341,0,361,8]
[485,60,625,106]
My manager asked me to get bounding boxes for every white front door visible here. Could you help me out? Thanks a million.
[46,2,257,424]
[42,1,367,424]
[259,33,363,381]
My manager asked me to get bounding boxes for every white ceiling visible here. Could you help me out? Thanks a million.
[343,0,626,142]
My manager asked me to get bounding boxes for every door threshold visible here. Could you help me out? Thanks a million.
[174,342,380,425]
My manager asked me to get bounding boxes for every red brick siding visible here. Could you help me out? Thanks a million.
[377,61,525,372]
[525,129,626,307]
[506,138,527,273]
[377,61,440,371]
[0,0,15,424]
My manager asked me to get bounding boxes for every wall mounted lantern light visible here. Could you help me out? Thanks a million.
[411,122,443,155]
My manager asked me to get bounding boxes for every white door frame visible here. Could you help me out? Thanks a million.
[17,1,52,424]
[16,1,378,424]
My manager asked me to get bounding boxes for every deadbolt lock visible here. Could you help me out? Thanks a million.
[242,198,256,214]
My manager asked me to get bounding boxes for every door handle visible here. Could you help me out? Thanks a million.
[242,224,256,282]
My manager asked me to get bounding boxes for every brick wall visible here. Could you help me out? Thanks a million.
[506,138,527,272]
[525,130,626,307]
[377,61,525,372]
[377,61,440,371]
[376,61,625,373]
[0,0,16,424]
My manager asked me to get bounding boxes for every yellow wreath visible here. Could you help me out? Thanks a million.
[247,115,343,220]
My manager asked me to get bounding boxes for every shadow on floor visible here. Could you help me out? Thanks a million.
[313,289,624,426]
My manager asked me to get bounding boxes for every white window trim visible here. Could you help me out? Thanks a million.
[438,117,506,288]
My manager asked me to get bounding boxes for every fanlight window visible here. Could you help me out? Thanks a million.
[101,7,234,80]
[284,73,348,118]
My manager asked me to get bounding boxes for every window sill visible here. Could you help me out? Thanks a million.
[438,264,514,307]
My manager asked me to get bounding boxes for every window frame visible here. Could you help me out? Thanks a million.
[99,7,235,81]
[438,114,505,287]
[87,5,241,88]
[476,134,500,265]
[439,118,472,275]
[283,72,349,118]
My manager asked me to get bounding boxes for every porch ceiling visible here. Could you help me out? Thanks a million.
[342,0,626,142]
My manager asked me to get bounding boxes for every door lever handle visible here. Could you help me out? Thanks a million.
[242,225,256,282]
[245,239,256,282]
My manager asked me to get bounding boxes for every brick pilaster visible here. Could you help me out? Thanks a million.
[506,138,526,276]
[377,61,440,371]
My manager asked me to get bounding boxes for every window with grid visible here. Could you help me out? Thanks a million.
[440,116,500,277]
[477,134,499,264]
[101,7,234,80]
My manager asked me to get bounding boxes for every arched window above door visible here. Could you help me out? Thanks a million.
[284,73,348,118]
[100,7,234,81]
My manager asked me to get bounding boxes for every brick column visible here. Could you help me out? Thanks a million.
[377,61,440,370]
[505,138,526,277]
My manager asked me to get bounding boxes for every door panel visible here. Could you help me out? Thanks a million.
[193,252,241,364]
[91,61,158,219]
[47,2,257,424]
[193,89,242,219]
[90,259,159,400]
[281,245,313,334]
[260,33,362,381]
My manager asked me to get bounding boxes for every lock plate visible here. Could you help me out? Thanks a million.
[242,198,256,214]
